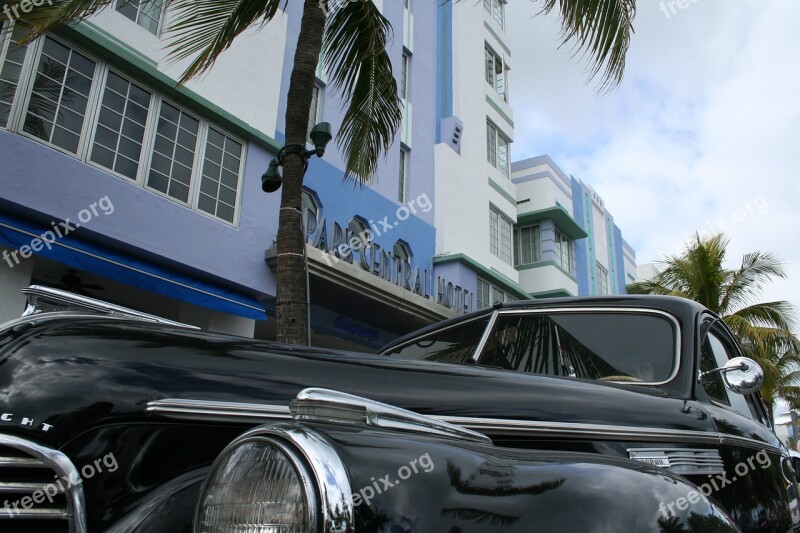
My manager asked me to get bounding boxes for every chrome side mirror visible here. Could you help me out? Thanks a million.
[699,357,764,395]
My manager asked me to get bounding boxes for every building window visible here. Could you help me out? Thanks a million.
[596,262,609,295]
[514,224,541,266]
[484,44,507,101]
[490,206,513,265]
[148,101,200,203]
[555,229,572,273]
[477,278,508,309]
[399,53,410,100]
[198,128,243,223]
[486,122,496,167]
[483,0,505,29]
[0,24,29,129]
[90,71,152,180]
[308,84,322,143]
[486,120,509,177]
[398,148,408,203]
[116,0,164,35]
[2,32,245,225]
[23,37,97,155]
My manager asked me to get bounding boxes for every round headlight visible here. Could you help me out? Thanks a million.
[195,437,317,532]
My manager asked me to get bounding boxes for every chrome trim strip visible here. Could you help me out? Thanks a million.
[472,309,500,361]
[21,285,198,329]
[0,433,86,533]
[477,307,683,386]
[0,481,67,492]
[146,399,290,423]
[438,415,718,444]
[0,508,70,519]
[146,398,783,454]
[441,415,783,453]
[0,457,45,467]
[291,388,492,444]
[719,434,782,453]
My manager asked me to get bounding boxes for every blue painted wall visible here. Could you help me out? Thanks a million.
[0,130,279,297]
[275,2,437,227]
[614,224,626,293]
[571,178,590,296]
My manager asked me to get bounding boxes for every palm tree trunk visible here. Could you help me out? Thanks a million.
[275,0,326,345]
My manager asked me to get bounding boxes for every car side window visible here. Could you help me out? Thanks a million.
[383,317,489,363]
[478,312,676,382]
[700,331,759,420]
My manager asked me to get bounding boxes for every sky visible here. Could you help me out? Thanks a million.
[505,1,800,330]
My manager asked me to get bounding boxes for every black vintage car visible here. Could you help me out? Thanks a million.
[0,285,796,532]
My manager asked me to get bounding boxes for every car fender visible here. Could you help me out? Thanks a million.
[199,421,738,533]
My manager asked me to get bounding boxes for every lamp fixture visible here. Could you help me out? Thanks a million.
[261,122,332,193]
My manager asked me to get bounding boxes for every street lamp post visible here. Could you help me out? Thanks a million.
[262,122,332,346]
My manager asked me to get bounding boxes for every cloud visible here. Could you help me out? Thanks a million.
[506,1,800,323]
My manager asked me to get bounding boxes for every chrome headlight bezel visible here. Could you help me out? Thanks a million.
[194,423,354,533]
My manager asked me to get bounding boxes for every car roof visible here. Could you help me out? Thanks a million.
[379,294,708,354]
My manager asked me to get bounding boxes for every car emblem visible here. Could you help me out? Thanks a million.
[628,450,671,468]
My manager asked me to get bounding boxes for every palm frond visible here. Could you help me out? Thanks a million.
[729,301,797,333]
[322,0,401,181]
[537,0,636,92]
[164,0,283,82]
[721,251,787,313]
[3,0,116,43]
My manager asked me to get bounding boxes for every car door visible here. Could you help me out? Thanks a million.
[695,316,795,530]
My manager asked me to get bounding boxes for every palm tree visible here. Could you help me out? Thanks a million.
[741,332,800,420]
[628,232,800,418]
[11,0,637,344]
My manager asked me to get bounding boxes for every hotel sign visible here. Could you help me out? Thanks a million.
[304,206,473,314]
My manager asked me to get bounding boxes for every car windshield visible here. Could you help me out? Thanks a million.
[478,311,677,383]
[382,316,490,363]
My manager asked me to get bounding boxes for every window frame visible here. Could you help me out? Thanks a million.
[398,147,408,203]
[15,34,102,159]
[483,0,505,29]
[477,308,682,385]
[484,43,507,101]
[0,22,34,130]
[514,224,541,266]
[115,0,167,36]
[489,205,513,265]
[86,67,157,182]
[477,277,509,310]
[596,262,609,295]
[399,52,410,100]
[698,321,769,425]
[486,119,510,177]
[142,96,204,206]
[307,83,322,144]
[554,228,572,273]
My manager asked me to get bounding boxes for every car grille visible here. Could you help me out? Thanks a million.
[628,447,725,475]
[0,434,85,532]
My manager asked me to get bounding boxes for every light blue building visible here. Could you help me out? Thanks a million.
[512,155,636,297]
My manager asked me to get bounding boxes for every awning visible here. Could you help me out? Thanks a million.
[0,213,266,320]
